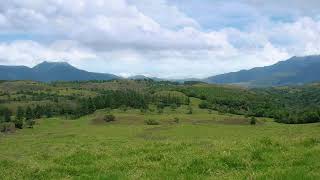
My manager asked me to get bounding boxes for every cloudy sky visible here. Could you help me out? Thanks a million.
[0,0,320,78]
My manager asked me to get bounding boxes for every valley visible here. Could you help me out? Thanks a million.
[0,80,320,179]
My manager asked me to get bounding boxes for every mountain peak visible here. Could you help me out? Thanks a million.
[33,61,75,71]
[34,61,72,67]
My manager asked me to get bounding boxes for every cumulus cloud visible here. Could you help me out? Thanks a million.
[0,0,319,78]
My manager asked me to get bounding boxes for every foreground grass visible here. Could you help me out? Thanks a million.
[1,105,320,179]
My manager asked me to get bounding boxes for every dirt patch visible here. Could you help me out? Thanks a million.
[91,116,108,125]
[191,118,264,125]
[91,114,145,126]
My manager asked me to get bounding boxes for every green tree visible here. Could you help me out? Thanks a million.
[33,105,42,119]
[44,105,53,118]
[14,107,24,129]
[250,117,257,125]
[3,108,12,122]
[88,98,96,113]
[25,106,33,121]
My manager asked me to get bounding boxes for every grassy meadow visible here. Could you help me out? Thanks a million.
[1,98,320,179]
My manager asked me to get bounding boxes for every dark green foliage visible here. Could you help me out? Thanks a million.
[250,117,257,125]
[87,97,96,114]
[180,84,320,124]
[104,114,116,122]
[44,105,53,118]
[25,107,33,121]
[199,101,210,109]
[14,107,24,129]
[33,105,43,119]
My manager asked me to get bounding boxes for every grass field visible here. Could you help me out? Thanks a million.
[1,98,320,179]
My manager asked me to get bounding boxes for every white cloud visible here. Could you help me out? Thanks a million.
[0,0,319,78]
[0,40,97,67]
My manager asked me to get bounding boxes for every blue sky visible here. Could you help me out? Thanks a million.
[0,0,319,78]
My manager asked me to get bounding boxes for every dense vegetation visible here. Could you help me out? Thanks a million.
[179,84,320,124]
[0,80,190,132]
[1,80,320,133]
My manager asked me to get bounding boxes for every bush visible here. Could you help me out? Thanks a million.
[250,117,257,125]
[174,117,180,123]
[145,119,160,125]
[0,122,15,133]
[26,119,35,128]
[140,108,147,114]
[199,101,209,109]
[187,106,193,114]
[13,118,23,129]
[170,103,177,111]
[104,114,116,122]
[200,95,207,100]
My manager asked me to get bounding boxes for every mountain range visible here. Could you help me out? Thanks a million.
[205,55,320,86]
[0,55,320,86]
[0,61,119,82]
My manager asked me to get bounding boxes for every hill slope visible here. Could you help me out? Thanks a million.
[205,55,320,86]
[0,61,119,82]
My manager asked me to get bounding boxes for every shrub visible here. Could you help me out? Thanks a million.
[199,101,209,109]
[174,117,180,123]
[250,117,257,125]
[13,118,23,129]
[200,95,207,100]
[104,114,116,122]
[140,108,147,114]
[187,106,193,114]
[0,122,15,133]
[145,119,160,125]
[170,103,177,111]
[26,119,35,128]
[120,105,127,112]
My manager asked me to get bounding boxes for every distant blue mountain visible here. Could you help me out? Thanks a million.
[204,55,320,86]
[0,61,119,82]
